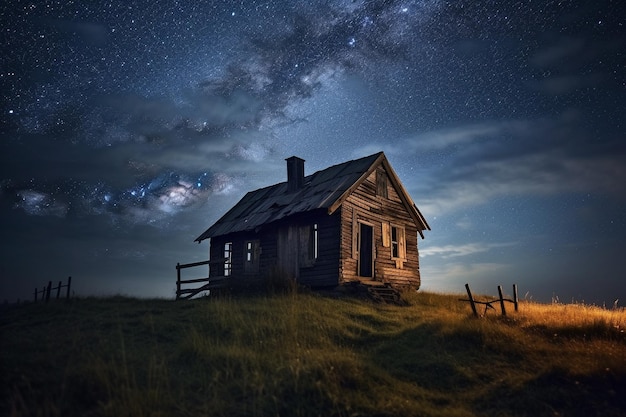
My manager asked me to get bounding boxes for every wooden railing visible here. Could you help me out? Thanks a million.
[175,259,227,300]
[34,276,72,303]
[460,283,519,317]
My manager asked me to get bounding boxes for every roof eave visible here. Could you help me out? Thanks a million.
[327,152,430,239]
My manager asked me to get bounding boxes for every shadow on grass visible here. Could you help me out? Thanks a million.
[367,323,477,391]
[476,367,626,417]
[357,319,626,416]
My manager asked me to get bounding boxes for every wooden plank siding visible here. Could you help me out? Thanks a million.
[204,155,425,292]
[297,209,341,287]
[209,209,342,288]
[339,166,421,289]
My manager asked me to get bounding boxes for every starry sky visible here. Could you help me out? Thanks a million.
[1,0,625,304]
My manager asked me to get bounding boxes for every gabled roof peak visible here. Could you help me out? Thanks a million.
[195,151,428,242]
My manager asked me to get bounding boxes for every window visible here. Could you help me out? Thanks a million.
[246,241,253,262]
[390,225,406,260]
[300,223,318,267]
[224,242,233,276]
[376,169,388,198]
[244,240,260,273]
[391,227,400,258]
[382,222,406,267]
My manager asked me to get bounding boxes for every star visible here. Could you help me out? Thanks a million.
[0,0,623,305]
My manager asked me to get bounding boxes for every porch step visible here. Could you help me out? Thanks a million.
[366,284,403,305]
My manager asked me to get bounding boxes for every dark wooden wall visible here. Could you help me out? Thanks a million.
[296,209,341,287]
[208,209,342,288]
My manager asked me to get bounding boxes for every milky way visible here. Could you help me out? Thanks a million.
[1,0,625,302]
[4,1,444,220]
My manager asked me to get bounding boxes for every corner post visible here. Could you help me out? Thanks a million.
[465,283,478,317]
[513,284,518,312]
[66,276,72,300]
[497,285,506,316]
[176,263,181,300]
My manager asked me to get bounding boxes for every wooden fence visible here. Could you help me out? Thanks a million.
[34,276,72,302]
[175,259,227,300]
[460,283,518,317]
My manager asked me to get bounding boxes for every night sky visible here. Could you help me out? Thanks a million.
[1,1,625,304]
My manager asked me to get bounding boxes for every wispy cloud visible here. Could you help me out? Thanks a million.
[420,242,517,258]
[405,123,503,152]
[419,150,626,216]
[401,115,626,217]
[420,261,512,293]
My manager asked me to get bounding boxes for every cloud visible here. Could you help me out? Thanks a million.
[420,150,626,216]
[1,74,286,224]
[420,242,517,258]
[420,261,512,294]
[529,35,623,95]
[530,38,586,68]
[529,74,604,95]
[405,123,503,152]
[401,115,626,217]
[48,19,111,45]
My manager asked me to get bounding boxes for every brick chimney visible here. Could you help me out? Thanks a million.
[286,156,305,192]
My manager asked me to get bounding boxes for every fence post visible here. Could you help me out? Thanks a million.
[176,263,181,300]
[497,285,506,316]
[513,284,518,312]
[45,281,52,303]
[56,281,62,299]
[465,283,478,317]
[66,276,72,300]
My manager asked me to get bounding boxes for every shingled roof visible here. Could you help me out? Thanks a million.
[195,152,429,242]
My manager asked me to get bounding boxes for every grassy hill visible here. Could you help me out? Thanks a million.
[1,290,625,417]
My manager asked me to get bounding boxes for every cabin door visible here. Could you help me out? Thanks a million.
[358,223,374,278]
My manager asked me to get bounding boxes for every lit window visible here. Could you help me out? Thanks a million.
[246,241,253,262]
[244,240,260,273]
[224,242,232,276]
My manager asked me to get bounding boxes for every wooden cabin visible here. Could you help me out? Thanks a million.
[195,152,430,290]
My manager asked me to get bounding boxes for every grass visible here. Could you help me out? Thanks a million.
[1,290,625,417]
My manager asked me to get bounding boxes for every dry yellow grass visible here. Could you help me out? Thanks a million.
[519,300,625,330]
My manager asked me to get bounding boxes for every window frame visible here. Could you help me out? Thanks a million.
[390,224,406,260]
[300,223,318,267]
[223,242,233,276]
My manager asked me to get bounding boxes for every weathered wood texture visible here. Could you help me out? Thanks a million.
[297,210,341,287]
[208,209,341,288]
[340,166,421,289]
[204,160,423,291]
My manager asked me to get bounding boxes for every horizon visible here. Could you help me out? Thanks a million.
[2,1,625,305]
